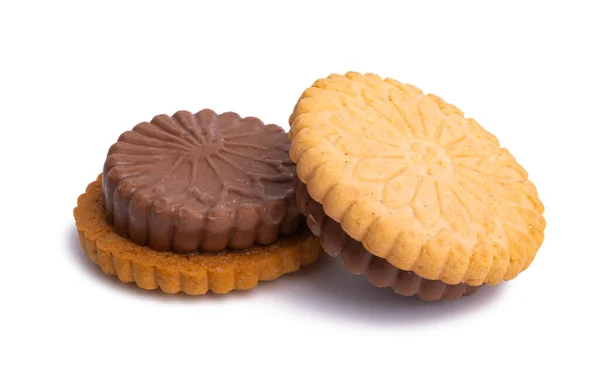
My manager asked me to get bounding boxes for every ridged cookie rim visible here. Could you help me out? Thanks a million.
[294,178,480,302]
[74,176,320,295]
[294,177,480,300]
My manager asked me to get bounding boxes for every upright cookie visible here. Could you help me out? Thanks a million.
[289,72,545,300]
[103,109,300,253]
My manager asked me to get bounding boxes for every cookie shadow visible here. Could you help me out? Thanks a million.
[282,255,506,327]
[66,225,262,302]
[67,224,505,321]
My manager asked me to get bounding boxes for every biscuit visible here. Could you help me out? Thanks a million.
[103,109,299,253]
[289,71,545,295]
[74,177,320,294]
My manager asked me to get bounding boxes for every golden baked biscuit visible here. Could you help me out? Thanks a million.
[289,71,545,292]
[74,177,320,294]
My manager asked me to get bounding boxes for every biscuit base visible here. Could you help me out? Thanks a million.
[295,178,480,301]
[74,177,320,295]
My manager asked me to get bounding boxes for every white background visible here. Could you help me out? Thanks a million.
[1,1,599,364]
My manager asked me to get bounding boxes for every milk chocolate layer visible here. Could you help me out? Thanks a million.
[102,109,299,253]
[294,178,480,301]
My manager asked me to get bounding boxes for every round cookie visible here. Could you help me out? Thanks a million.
[75,177,320,294]
[288,71,545,300]
[103,109,299,253]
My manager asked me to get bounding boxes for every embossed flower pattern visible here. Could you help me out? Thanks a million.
[104,109,294,210]
[289,72,545,284]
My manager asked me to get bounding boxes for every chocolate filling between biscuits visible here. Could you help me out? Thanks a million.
[294,177,480,301]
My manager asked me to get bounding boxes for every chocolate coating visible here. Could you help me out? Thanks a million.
[102,109,300,253]
[294,177,480,301]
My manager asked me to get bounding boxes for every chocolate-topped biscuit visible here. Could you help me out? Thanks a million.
[102,109,300,253]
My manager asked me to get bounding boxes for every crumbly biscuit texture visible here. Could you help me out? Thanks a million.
[74,177,320,294]
[289,71,545,286]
